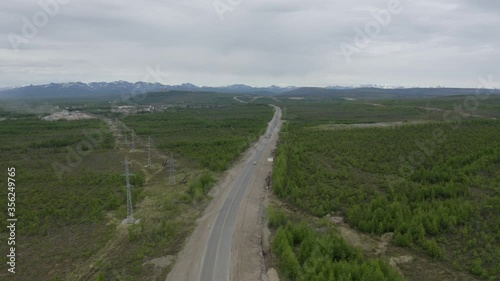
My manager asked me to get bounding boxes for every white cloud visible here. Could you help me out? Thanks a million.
[0,0,499,88]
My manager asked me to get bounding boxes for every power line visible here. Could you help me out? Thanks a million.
[153,148,166,159]
[147,136,152,167]
[124,127,128,145]
[122,133,176,185]
[145,137,174,185]
[131,132,135,150]
[169,152,176,185]
[123,157,135,223]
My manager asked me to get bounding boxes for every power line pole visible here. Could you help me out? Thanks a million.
[131,132,135,150]
[169,152,176,185]
[124,157,135,223]
[147,136,152,167]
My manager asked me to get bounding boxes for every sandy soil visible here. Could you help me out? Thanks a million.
[330,216,478,281]
[143,255,175,270]
[233,96,249,104]
[233,96,261,104]
[42,110,96,121]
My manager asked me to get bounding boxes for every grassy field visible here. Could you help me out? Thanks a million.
[0,116,126,280]
[121,104,274,172]
[268,96,500,280]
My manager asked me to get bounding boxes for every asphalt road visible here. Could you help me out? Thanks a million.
[199,106,281,281]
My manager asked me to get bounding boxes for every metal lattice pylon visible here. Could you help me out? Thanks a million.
[124,157,135,223]
[169,152,176,185]
[147,136,152,166]
[131,132,135,150]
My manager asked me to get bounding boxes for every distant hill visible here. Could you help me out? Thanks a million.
[279,87,500,99]
[0,81,297,99]
[0,81,498,100]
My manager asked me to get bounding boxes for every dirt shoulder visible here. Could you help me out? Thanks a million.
[231,107,282,281]
[166,106,281,281]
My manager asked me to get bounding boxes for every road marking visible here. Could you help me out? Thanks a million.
[211,157,255,281]
[197,107,280,281]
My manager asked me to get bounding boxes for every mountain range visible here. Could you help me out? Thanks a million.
[0,81,298,99]
[0,81,498,100]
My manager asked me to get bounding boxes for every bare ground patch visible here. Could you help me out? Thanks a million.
[328,215,478,281]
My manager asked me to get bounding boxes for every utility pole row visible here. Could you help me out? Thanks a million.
[124,157,135,224]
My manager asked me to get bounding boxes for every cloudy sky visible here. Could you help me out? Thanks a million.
[1,0,499,88]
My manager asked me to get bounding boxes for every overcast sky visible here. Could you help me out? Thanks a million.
[1,0,499,88]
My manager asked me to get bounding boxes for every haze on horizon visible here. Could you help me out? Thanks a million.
[1,0,499,89]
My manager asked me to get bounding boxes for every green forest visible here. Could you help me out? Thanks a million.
[122,104,273,172]
[268,207,403,281]
[0,118,122,236]
[271,100,500,280]
[0,102,275,280]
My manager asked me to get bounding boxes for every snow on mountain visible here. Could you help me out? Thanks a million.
[5,81,475,100]
[0,81,297,98]
[358,84,406,89]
